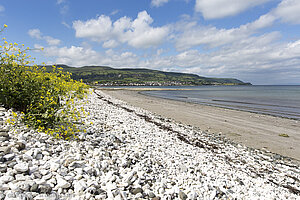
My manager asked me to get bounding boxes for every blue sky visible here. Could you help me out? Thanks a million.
[1,0,300,84]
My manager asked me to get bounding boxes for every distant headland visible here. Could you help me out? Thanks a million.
[45,64,251,86]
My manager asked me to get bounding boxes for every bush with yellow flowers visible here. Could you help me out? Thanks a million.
[0,25,89,140]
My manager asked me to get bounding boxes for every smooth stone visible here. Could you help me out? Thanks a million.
[0,137,8,142]
[149,192,156,198]
[14,162,29,173]
[0,175,14,183]
[0,184,9,191]
[0,129,9,137]
[43,173,52,180]
[15,174,27,181]
[4,153,15,161]
[131,187,143,195]
[0,147,11,154]
[23,154,33,161]
[8,182,20,191]
[179,190,188,200]
[56,177,71,189]
[50,162,60,172]
[30,184,39,192]
[74,180,86,193]
[6,160,17,168]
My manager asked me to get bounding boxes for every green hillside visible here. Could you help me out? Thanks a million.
[46,65,250,86]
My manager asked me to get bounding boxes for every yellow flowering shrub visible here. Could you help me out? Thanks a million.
[0,25,89,139]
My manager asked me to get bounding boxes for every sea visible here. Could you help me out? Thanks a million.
[139,85,300,120]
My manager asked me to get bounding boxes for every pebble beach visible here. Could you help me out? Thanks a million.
[0,89,299,199]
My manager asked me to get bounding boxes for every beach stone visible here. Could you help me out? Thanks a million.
[56,177,71,189]
[6,160,17,168]
[18,182,30,191]
[50,162,60,172]
[0,130,9,137]
[15,141,26,151]
[0,175,14,183]
[30,184,39,192]
[4,153,15,161]
[14,162,29,173]
[39,184,52,194]
[131,187,143,195]
[0,137,8,142]
[0,163,7,173]
[179,190,188,200]
[152,197,161,200]
[8,182,20,191]
[73,180,86,193]
[0,146,10,154]
[149,192,156,198]
[23,153,33,161]
[0,128,9,134]
[0,184,9,191]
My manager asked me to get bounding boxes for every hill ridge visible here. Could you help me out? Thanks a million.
[46,64,251,86]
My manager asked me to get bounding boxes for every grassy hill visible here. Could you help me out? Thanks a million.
[46,65,250,86]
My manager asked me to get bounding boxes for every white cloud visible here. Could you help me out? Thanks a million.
[110,9,120,16]
[195,0,272,19]
[273,0,300,24]
[151,0,169,7]
[28,29,43,39]
[28,29,61,46]
[62,21,71,29]
[42,45,139,67]
[102,40,119,48]
[73,11,169,48]
[0,5,5,12]
[44,36,61,46]
[57,0,66,5]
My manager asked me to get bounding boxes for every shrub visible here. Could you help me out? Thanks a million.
[0,25,89,139]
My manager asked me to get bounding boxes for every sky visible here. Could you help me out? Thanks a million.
[1,0,300,85]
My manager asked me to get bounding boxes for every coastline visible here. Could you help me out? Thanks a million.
[100,88,300,161]
[1,90,299,199]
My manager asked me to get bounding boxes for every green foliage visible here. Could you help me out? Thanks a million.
[47,65,250,86]
[0,25,89,140]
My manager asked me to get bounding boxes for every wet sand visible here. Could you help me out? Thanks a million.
[100,88,300,161]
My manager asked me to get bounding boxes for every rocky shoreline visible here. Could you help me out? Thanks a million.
[0,90,299,199]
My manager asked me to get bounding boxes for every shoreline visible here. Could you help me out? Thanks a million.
[100,88,300,161]
[1,90,299,199]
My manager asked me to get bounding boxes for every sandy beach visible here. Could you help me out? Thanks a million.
[101,88,300,161]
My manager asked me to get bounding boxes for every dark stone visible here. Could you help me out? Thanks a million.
[39,184,52,194]
[0,164,7,173]
[0,156,5,162]
[95,188,107,195]
[149,192,156,198]
[30,184,39,192]
[16,142,26,151]
[86,187,97,194]
[130,187,143,195]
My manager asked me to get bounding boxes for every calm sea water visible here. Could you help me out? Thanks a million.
[141,85,300,120]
